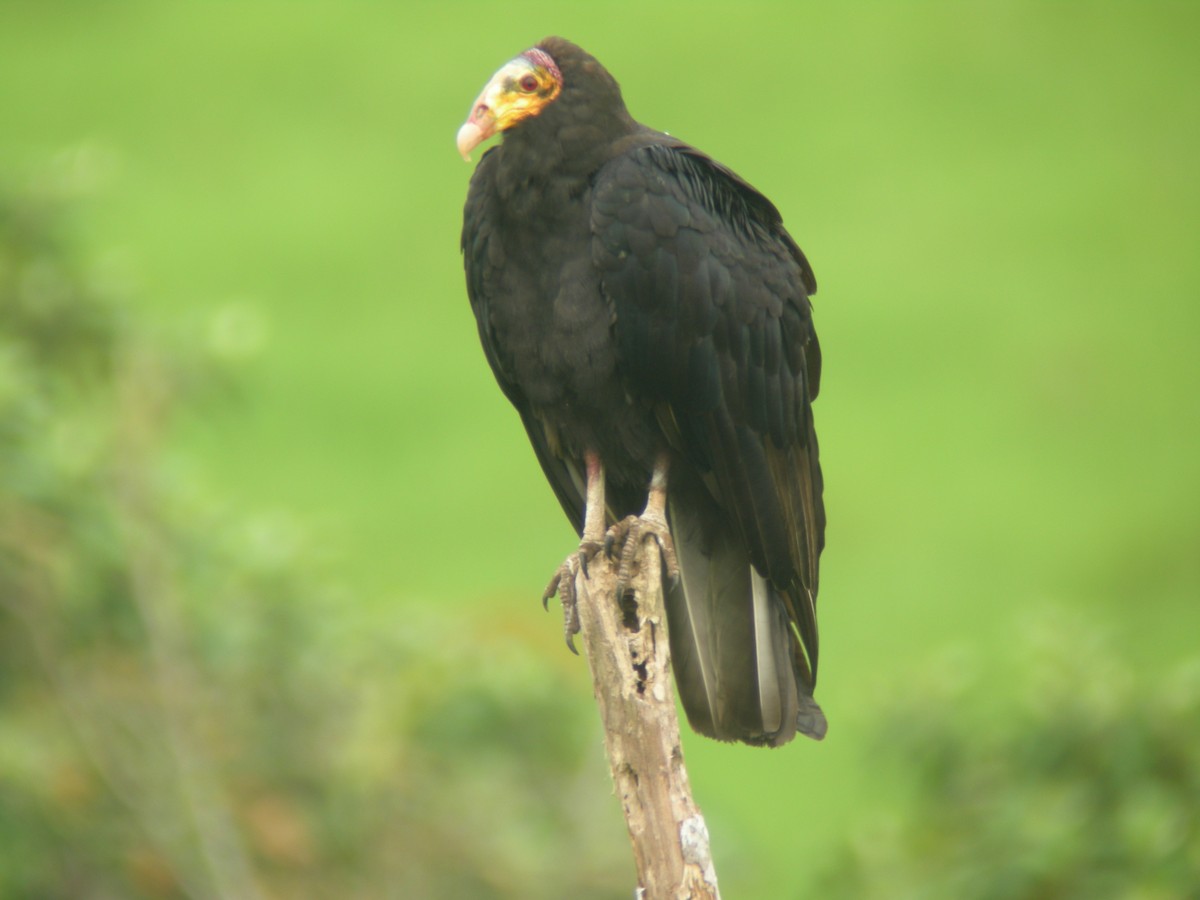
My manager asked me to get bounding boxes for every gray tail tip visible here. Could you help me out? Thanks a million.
[797,696,828,741]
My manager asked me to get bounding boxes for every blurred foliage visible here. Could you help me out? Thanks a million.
[5,178,1195,900]
[816,615,1200,899]
[0,181,626,898]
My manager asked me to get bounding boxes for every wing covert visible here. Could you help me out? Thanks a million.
[591,141,825,671]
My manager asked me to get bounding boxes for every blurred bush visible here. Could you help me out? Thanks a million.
[0,176,626,898]
[816,614,1200,899]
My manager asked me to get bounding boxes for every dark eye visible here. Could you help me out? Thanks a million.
[518,74,539,92]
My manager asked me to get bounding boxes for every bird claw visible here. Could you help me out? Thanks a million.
[605,512,680,596]
[542,540,603,654]
[541,510,679,653]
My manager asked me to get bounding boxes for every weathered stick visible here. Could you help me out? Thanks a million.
[570,540,721,900]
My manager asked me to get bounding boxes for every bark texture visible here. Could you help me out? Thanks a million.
[571,541,720,900]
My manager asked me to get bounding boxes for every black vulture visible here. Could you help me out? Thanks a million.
[459,37,827,746]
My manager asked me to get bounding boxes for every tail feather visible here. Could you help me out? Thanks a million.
[666,498,826,746]
[750,572,784,735]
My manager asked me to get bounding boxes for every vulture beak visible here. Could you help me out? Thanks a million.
[456,97,496,161]
[456,54,561,161]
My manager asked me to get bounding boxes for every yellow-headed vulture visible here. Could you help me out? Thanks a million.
[458,37,827,746]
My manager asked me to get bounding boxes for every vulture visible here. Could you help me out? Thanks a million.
[458,37,827,746]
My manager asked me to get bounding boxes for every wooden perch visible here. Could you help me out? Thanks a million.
[569,539,721,900]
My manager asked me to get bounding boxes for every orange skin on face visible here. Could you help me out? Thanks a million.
[457,55,562,160]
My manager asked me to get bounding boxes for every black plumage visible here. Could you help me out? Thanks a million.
[459,37,827,746]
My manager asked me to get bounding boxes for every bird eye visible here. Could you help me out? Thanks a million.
[518,74,539,93]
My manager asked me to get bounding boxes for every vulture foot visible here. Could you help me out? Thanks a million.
[605,511,681,596]
[542,539,604,654]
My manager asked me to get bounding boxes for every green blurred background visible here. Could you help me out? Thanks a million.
[2,2,1197,897]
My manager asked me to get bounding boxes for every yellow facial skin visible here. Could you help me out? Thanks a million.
[456,56,563,160]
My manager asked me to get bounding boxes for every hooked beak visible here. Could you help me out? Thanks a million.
[456,100,495,161]
[456,54,560,161]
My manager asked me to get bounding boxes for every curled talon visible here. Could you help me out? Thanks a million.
[562,590,581,654]
[605,511,678,596]
[603,531,617,559]
[543,539,603,655]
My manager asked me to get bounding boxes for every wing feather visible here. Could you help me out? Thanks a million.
[592,140,825,681]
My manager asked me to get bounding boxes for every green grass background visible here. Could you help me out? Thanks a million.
[2,2,1197,895]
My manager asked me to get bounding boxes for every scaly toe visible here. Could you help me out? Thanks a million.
[605,513,677,595]
[542,540,604,655]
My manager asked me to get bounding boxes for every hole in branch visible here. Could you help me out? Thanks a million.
[618,589,639,631]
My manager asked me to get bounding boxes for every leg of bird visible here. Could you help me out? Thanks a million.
[542,450,606,653]
[606,451,681,595]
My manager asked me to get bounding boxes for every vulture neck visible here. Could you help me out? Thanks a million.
[494,86,637,199]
